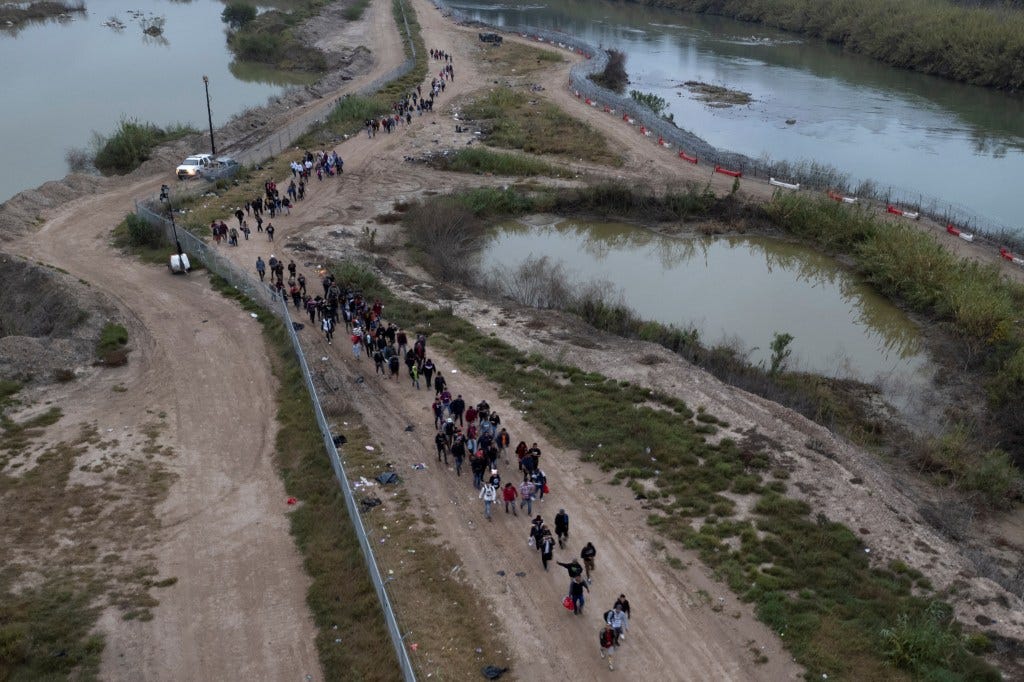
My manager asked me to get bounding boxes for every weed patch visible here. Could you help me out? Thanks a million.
[427,148,571,178]
[92,118,196,175]
[97,323,129,366]
[462,87,622,166]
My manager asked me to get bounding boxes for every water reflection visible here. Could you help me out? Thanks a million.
[484,218,930,387]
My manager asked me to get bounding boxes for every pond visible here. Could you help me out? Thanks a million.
[482,217,935,413]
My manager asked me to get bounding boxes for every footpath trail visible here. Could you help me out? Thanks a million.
[5,0,407,679]
[208,0,803,678]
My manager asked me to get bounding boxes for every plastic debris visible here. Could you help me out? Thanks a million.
[410,643,419,651]
[365,445,375,451]
[286,497,298,505]
[412,463,427,470]
[250,313,258,319]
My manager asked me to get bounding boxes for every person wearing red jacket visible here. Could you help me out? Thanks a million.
[502,482,518,515]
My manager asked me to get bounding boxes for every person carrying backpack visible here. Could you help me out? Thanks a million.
[599,623,617,671]
[605,603,629,643]
[321,316,335,345]
[479,481,496,521]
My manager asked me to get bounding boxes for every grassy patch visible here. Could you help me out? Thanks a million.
[97,323,129,367]
[462,87,622,166]
[427,148,572,178]
[112,213,171,265]
[92,118,197,175]
[325,261,996,681]
[475,38,565,76]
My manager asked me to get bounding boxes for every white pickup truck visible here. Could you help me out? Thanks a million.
[176,153,214,179]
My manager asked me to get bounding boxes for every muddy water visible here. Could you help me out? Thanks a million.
[0,0,310,203]
[451,0,1024,232]
[483,218,935,410]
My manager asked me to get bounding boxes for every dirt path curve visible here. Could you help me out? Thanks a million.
[3,2,409,679]
[208,0,802,677]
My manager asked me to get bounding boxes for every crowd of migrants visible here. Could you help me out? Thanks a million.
[310,273,632,670]
[210,149,344,249]
[234,47,632,671]
[365,50,456,138]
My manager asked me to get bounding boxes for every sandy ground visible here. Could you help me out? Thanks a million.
[6,0,1024,678]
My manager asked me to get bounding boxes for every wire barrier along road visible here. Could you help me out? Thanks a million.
[136,1,421,677]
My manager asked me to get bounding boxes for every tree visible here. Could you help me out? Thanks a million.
[221,2,256,29]
[768,332,794,375]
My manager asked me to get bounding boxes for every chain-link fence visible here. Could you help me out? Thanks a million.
[436,0,1017,242]
[134,196,417,681]
[132,1,423,675]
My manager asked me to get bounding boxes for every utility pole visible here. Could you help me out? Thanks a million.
[203,75,216,156]
[160,184,186,268]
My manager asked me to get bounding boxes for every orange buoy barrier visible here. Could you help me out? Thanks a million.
[947,224,974,242]
[887,205,920,220]
[1000,248,1024,266]
[827,190,858,204]
[639,125,646,135]
[715,166,742,178]
[678,151,698,164]
[603,105,611,113]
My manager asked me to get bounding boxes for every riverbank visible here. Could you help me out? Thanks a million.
[627,0,1024,91]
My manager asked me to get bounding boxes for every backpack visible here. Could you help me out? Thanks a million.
[604,610,615,625]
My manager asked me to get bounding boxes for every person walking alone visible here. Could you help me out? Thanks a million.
[322,316,335,345]
[479,481,496,521]
[555,509,569,549]
[581,542,597,583]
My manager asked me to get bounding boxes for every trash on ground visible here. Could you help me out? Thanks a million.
[412,462,428,470]
[376,472,400,485]
[286,497,298,505]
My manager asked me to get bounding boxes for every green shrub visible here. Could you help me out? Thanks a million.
[221,2,256,28]
[93,118,195,175]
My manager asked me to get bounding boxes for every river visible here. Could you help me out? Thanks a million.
[449,0,1024,232]
[0,0,312,203]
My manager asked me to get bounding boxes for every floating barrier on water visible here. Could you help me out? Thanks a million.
[678,151,698,164]
[769,177,800,190]
[887,205,920,220]
[715,166,742,178]
[1000,248,1024,266]
[827,190,858,204]
[946,224,974,242]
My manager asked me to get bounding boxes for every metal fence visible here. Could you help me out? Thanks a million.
[436,0,1016,241]
[134,198,417,682]
[134,1,423,676]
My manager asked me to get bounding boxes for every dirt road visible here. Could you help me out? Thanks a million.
[3,1,408,679]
